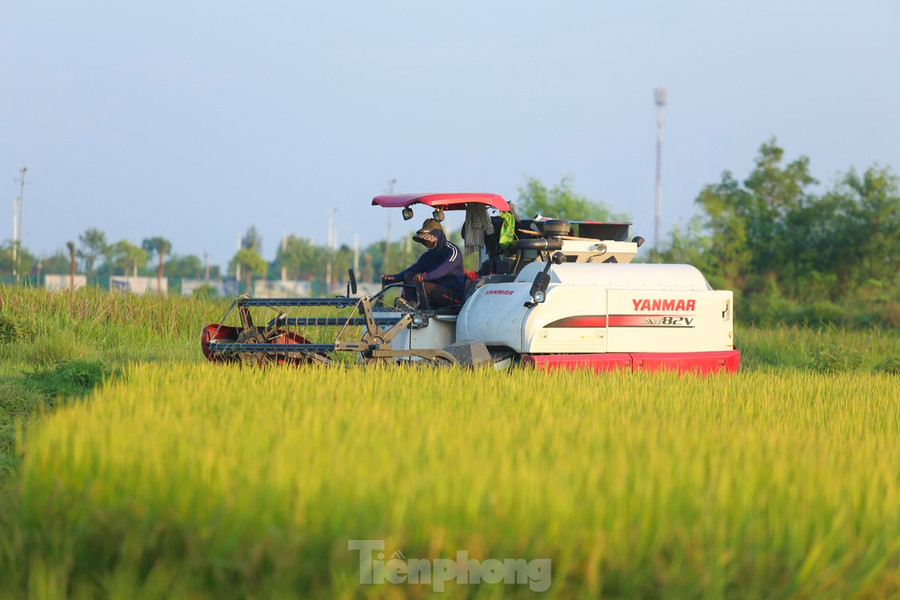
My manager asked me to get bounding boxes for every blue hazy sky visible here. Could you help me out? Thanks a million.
[3,1,899,269]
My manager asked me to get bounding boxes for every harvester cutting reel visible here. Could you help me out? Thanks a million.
[201,293,458,367]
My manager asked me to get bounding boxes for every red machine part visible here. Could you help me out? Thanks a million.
[201,324,237,362]
[201,324,314,365]
[522,350,741,374]
[371,193,510,212]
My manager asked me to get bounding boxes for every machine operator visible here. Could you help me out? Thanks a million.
[381,218,467,309]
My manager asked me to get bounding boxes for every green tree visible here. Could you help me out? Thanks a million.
[656,139,819,294]
[690,172,754,291]
[517,176,627,221]
[331,244,354,288]
[231,248,267,292]
[241,226,262,253]
[740,139,817,280]
[844,166,900,281]
[656,138,900,310]
[274,236,326,280]
[164,254,208,279]
[106,240,148,276]
[820,166,900,294]
[142,237,172,293]
[40,249,72,275]
[0,241,36,276]
[77,228,108,275]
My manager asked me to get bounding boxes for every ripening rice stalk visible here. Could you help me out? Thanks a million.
[8,364,900,598]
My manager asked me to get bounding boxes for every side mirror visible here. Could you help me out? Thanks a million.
[402,207,414,221]
[432,208,445,222]
[632,236,645,248]
[347,268,358,296]
[525,261,552,307]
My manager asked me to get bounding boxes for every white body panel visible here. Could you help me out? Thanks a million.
[390,315,456,352]
[604,289,734,352]
[456,263,735,354]
[455,283,533,351]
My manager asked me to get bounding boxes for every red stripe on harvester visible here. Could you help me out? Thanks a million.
[545,316,607,328]
[546,314,696,328]
[606,315,650,327]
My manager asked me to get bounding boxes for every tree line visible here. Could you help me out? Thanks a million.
[652,138,900,325]
[1,175,620,290]
[0,230,218,281]
[5,147,895,326]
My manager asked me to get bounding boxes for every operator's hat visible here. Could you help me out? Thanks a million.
[416,218,443,235]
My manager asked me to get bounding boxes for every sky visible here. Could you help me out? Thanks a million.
[2,0,899,270]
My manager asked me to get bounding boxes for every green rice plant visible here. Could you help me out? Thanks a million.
[2,286,900,597]
[4,365,900,598]
[737,324,900,372]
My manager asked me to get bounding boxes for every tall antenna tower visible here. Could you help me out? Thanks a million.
[654,88,667,249]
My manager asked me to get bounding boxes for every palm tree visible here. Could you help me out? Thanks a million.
[142,237,171,294]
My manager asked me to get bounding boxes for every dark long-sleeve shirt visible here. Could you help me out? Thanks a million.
[392,230,467,299]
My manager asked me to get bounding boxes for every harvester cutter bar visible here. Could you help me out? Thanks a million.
[207,342,339,355]
[237,298,360,308]
[270,316,405,327]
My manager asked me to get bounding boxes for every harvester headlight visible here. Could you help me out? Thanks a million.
[411,313,425,326]
[533,290,546,303]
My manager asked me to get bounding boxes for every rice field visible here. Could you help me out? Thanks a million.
[2,365,899,599]
[1,287,899,598]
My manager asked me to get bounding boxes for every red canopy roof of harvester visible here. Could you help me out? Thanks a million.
[372,193,510,212]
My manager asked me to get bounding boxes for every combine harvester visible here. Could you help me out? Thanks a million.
[202,193,740,373]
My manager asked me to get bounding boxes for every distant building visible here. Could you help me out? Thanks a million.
[44,274,87,291]
[181,278,238,297]
[110,276,168,295]
[253,280,312,298]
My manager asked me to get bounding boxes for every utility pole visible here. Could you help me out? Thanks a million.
[12,167,27,280]
[281,233,287,281]
[326,207,337,292]
[235,233,241,284]
[332,228,339,289]
[16,167,26,255]
[384,178,396,271]
[11,195,17,279]
[654,88,667,250]
[204,252,210,280]
[353,233,359,275]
